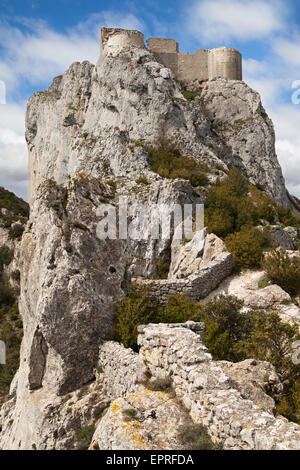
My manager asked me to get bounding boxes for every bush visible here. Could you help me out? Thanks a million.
[145,376,173,392]
[74,425,95,450]
[0,186,29,218]
[0,280,15,306]
[181,90,202,101]
[9,224,24,240]
[151,259,170,280]
[199,295,251,361]
[178,424,221,450]
[114,289,201,351]
[0,246,14,273]
[146,145,209,187]
[157,294,201,324]
[205,168,299,239]
[277,206,300,228]
[135,176,149,185]
[114,285,158,351]
[263,249,300,296]
[122,408,137,421]
[238,311,300,384]
[225,227,271,267]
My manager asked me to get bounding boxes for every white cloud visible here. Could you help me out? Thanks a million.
[0,11,144,91]
[186,0,287,44]
[271,105,300,198]
[273,35,300,68]
[0,103,27,200]
[0,11,143,200]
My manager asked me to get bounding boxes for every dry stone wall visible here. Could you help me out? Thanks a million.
[135,251,233,304]
[97,323,300,450]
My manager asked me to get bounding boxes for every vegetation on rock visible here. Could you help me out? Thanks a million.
[115,288,300,424]
[146,139,209,187]
[263,249,300,296]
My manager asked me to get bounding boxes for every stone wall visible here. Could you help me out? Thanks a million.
[100,27,145,53]
[98,341,145,399]
[101,28,242,82]
[138,323,300,450]
[146,36,242,82]
[135,251,233,304]
[97,323,300,450]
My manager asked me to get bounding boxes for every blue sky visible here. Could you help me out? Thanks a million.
[1,0,300,200]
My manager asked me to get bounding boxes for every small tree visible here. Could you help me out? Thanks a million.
[263,249,300,296]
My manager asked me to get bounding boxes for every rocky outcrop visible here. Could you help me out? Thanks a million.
[87,323,300,451]
[90,390,187,450]
[218,359,283,414]
[257,225,299,250]
[0,26,297,450]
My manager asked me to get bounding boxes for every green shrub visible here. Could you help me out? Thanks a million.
[199,295,251,361]
[151,259,170,280]
[0,280,15,306]
[0,301,22,404]
[181,90,202,101]
[146,145,209,187]
[145,375,173,392]
[114,289,201,351]
[9,224,24,240]
[114,285,158,351]
[205,168,297,240]
[135,176,149,185]
[277,206,300,227]
[225,227,271,267]
[238,311,299,383]
[0,186,29,218]
[0,246,14,273]
[178,424,221,450]
[263,249,300,296]
[122,408,138,421]
[157,294,201,324]
[74,425,95,450]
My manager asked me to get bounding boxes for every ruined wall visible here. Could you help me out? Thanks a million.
[98,323,300,450]
[135,251,233,304]
[100,27,145,53]
[101,28,243,82]
[146,36,242,82]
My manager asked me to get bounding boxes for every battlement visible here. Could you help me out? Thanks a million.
[100,27,243,82]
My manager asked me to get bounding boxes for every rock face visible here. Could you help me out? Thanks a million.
[0,28,297,450]
[218,359,283,414]
[90,390,187,450]
[169,226,232,280]
[205,269,300,327]
[88,323,300,451]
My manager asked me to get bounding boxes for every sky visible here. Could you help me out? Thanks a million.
[1,0,300,201]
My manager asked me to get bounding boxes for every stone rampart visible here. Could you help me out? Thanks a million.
[97,323,300,450]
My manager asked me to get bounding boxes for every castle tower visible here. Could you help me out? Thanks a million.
[208,47,242,80]
[100,27,146,53]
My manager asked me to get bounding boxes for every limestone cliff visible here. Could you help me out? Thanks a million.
[0,28,298,450]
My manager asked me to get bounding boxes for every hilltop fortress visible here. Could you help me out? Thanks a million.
[100,27,243,82]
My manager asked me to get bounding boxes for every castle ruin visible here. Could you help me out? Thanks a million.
[100,27,243,82]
